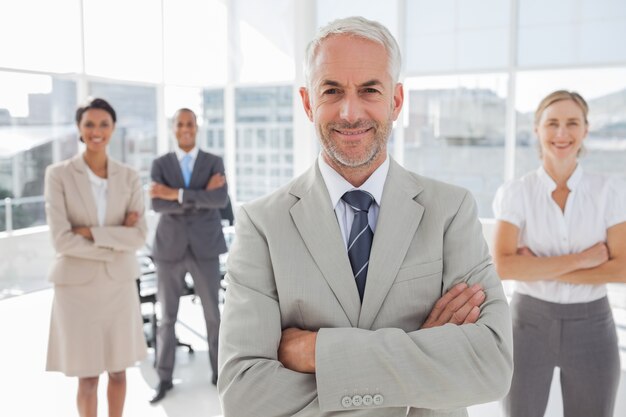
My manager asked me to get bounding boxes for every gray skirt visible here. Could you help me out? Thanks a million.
[503,293,620,417]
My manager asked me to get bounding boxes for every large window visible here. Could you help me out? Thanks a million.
[83,0,162,82]
[405,0,509,73]
[403,74,508,217]
[0,0,82,73]
[163,0,227,86]
[0,72,77,230]
[235,86,293,202]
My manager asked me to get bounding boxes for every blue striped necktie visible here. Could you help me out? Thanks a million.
[342,190,374,303]
[181,154,192,188]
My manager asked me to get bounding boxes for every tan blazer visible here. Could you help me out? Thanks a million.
[45,155,147,285]
[218,158,513,417]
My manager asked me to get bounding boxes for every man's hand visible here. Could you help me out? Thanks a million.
[150,182,179,201]
[421,282,485,329]
[278,328,317,373]
[123,211,139,227]
[206,173,226,191]
[72,226,93,241]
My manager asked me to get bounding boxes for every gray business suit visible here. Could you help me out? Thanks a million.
[218,158,513,416]
[151,150,228,381]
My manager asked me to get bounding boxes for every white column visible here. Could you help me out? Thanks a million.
[504,0,520,181]
[393,0,406,166]
[156,0,169,155]
[292,0,318,176]
[223,1,238,202]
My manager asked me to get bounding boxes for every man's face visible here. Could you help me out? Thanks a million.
[174,110,197,152]
[300,35,403,171]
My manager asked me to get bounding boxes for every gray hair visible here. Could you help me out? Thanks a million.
[304,16,402,88]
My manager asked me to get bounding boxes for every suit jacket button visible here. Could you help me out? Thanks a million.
[373,394,384,406]
[362,395,373,406]
[351,395,363,406]
[341,396,352,408]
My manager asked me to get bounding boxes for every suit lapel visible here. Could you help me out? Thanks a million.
[69,155,99,226]
[191,150,207,187]
[289,164,361,327]
[167,152,185,187]
[358,159,425,329]
[104,159,121,226]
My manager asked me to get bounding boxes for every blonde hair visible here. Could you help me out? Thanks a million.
[534,90,589,127]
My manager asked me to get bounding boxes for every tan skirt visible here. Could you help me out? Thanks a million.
[46,277,147,377]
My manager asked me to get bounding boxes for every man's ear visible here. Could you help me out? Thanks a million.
[391,82,404,121]
[300,87,314,121]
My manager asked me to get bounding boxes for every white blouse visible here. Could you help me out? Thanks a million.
[493,165,626,304]
[86,166,108,227]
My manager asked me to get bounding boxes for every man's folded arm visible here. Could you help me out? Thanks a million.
[316,190,513,411]
[218,207,319,417]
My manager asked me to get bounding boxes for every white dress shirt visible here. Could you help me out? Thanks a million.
[175,146,199,203]
[493,164,626,304]
[318,154,389,248]
[86,165,108,227]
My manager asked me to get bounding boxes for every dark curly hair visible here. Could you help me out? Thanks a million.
[75,98,117,125]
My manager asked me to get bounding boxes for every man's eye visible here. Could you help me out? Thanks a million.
[363,88,380,94]
[323,88,340,95]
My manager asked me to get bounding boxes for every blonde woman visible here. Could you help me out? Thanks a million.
[492,90,626,417]
[45,98,147,417]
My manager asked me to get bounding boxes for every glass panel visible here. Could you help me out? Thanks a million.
[0,0,82,73]
[405,0,509,73]
[0,71,77,202]
[519,0,626,67]
[163,0,227,86]
[316,0,398,38]
[88,82,157,183]
[83,0,162,82]
[202,89,225,157]
[403,74,508,217]
[235,0,295,83]
[235,86,293,202]
[515,68,626,179]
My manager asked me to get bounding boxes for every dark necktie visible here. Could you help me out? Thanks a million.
[341,190,374,303]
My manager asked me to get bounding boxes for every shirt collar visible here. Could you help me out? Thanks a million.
[318,153,389,210]
[175,146,199,162]
[537,164,584,192]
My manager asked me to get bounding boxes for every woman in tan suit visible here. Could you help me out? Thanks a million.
[45,98,147,417]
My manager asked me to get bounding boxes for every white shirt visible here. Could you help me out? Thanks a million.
[318,154,389,248]
[175,146,199,203]
[493,165,626,303]
[86,165,108,227]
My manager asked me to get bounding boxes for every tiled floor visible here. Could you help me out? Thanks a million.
[2,289,625,417]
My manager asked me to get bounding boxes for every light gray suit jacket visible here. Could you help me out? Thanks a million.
[150,150,228,262]
[218,159,513,417]
[45,155,147,285]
